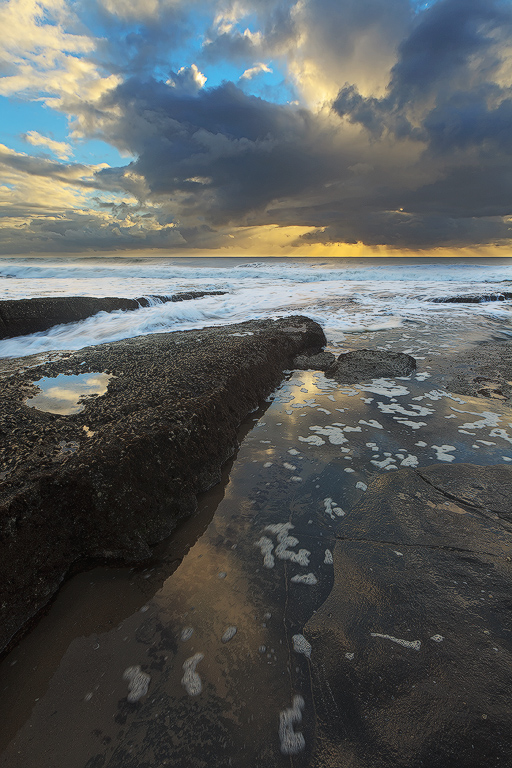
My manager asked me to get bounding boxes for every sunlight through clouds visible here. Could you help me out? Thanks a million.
[1,0,512,255]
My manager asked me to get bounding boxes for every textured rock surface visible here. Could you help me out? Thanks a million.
[292,351,336,371]
[430,292,512,303]
[0,292,225,339]
[327,348,416,383]
[305,464,512,768]
[0,315,325,654]
[425,340,512,403]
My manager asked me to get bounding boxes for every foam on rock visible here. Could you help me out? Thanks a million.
[279,695,306,755]
[123,666,151,703]
[181,653,204,696]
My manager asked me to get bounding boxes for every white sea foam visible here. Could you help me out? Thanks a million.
[298,434,326,446]
[182,653,204,696]
[291,573,318,585]
[292,634,312,658]
[221,626,237,643]
[279,695,306,755]
[377,403,434,417]
[256,536,275,568]
[359,419,384,429]
[490,428,512,444]
[323,498,345,518]
[2,256,511,357]
[307,425,347,445]
[371,633,421,651]
[265,524,311,566]
[123,666,151,702]
[432,444,456,462]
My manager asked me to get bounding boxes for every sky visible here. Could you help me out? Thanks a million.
[0,0,512,257]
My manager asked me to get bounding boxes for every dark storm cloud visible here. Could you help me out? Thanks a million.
[91,0,512,250]
[201,0,298,64]
[390,0,511,102]
[94,78,344,224]
[87,0,196,78]
[333,0,512,140]
[0,211,186,254]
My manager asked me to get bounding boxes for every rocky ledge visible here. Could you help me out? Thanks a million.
[306,463,512,767]
[430,292,512,303]
[0,291,226,339]
[292,349,416,379]
[327,348,416,382]
[0,316,325,654]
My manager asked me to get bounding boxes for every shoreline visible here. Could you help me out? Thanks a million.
[0,316,325,655]
[0,321,511,765]
[0,292,226,340]
[1,319,511,657]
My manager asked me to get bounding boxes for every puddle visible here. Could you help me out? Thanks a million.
[1,360,512,767]
[24,372,112,415]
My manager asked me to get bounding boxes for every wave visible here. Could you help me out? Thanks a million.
[1,256,512,285]
[0,287,405,358]
[1,256,511,357]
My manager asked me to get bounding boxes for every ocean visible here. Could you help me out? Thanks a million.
[0,255,511,357]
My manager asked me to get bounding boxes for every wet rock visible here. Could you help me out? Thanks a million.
[168,291,225,303]
[305,464,512,768]
[0,292,226,339]
[424,341,512,403]
[430,292,512,303]
[327,349,416,383]
[0,315,325,654]
[292,351,336,371]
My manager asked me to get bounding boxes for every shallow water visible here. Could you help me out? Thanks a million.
[25,372,112,415]
[1,347,511,767]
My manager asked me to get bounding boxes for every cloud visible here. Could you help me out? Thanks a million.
[98,0,185,21]
[333,0,512,136]
[202,0,298,65]
[23,131,74,160]
[167,64,207,93]
[2,0,512,253]
[240,62,273,80]
[0,0,107,102]
[90,78,351,222]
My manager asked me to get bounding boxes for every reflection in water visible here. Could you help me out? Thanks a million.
[1,348,512,766]
[24,372,112,415]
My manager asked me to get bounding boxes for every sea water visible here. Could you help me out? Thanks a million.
[0,256,511,357]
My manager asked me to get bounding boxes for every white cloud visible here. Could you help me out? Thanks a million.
[23,131,73,160]
[100,0,183,20]
[167,64,207,93]
[240,62,273,80]
[0,0,120,112]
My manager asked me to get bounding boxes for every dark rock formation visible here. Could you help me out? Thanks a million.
[0,316,325,654]
[305,463,512,768]
[0,291,226,339]
[423,339,512,403]
[430,292,512,303]
[327,348,416,383]
[292,351,336,371]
